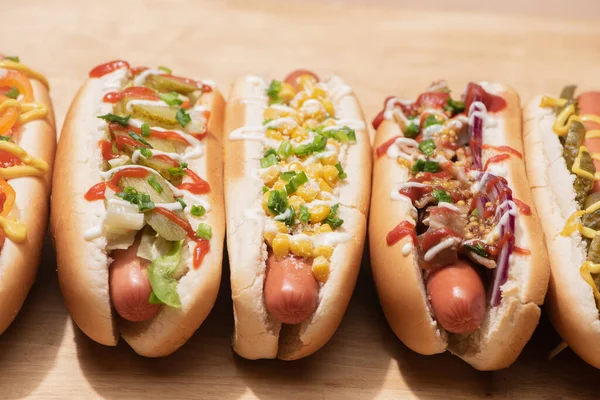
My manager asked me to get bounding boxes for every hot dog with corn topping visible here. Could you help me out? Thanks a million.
[52,61,225,357]
[370,81,549,370]
[0,55,55,334]
[524,86,600,369]
[224,71,371,360]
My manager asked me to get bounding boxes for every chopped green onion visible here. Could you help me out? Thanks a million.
[299,205,310,223]
[141,123,151,137]
[323,203,344,229]
[116,187,155,212]
[167,166,187,177]
[335,162,347,179]
[148,176,163,194]
[285,171,308,194]
[5,87,19,99]
[260,153,278,168]
[445,98,465,114]
[266,80,283,104]
[321,126,356,143]
[432,189,452,203]
[471,209,480,216]
[160,92,183,106]
[262,186,269,193]
[158,66,172,74]
[404,122,419,138]
[176,198,187,209]
[280,171,296,182]
[412,159,440,173]
[195,223,212,240]
[293,134,327,156]
[422,114,443,129]
[267,189,288,215]
[191,205,206,217]
[283,206,296,227]
[277,140,292,160]
[263,118,274,126]
[139,148,152,158]
[176,108,191,127]
[418,139,436,156]
[264,147,277,157]
[98,113,131,126]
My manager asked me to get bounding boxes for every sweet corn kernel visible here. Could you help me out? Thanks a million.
[272,180,286,191]
[319,178,333,194]
[322,165,340,187]
[266,129,284,141]
[322,99,335,117]
[293,91,310,108]
[262,166,280,187]
[302,119,319,130]
[280,83,296,103]
[305,164,322,179]
[309,205,331,223]
[262,191,271,214]
[272,234,290,260]
[314,245,334,259]
[327,139,341,152]
[323,118,336,127]
[290,239,313,258]
[316,224,333,233]
[312,256,330,283]
[264,107,285,121]
[298,75,317,92]
[397,157,411,168]
[288,195,305,211]
[288,161,305,172]
[274,221,288,233]
[263,231,275,247]
[320,153,338,166]
[311,87,327,100]
[296,184,319,202]
[290,127,309,142]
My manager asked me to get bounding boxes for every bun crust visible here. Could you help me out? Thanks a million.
[0,78,56,334]
[370,83,549,370]
[52,68,225,356]
[224,75,371,360]
[523,95,600,369]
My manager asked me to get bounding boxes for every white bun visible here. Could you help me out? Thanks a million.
[369,83,549,370]
[52,67,225,357]
[523,94,600,369]
[224,74,371,360]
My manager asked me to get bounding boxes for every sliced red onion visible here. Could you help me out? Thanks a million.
[468,97,485,170]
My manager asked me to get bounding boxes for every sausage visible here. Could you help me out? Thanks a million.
[579,91,600,192]
[109,238,160,322]
[425,259,486,334]
[263,251,319,325]
[283,69,319,91]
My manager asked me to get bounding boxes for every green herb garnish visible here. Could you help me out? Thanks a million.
[191,205,206,217]
[323,203,344,229]
[266,80,283,104]
[418,139,436,156]
[5,87,19,99]
[195,223,212,240]
[98,113,131,126]
[160,92,183,106]
[412,159,440,173]
[267,189,288,215]
[176,108,191,127]
[432,189,452,203]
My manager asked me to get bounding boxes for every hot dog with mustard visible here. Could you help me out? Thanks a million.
[0,55,55,334]
[224,71,371,360]
[524,86,600,369]
[52,60,225,357]
[370,81,549,370]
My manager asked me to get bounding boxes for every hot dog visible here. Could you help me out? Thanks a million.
[370,80,549,370]
[52,60,225,357]
[0,56,55,335]
[264,251,319,324]
[524,87,600,369]
[224,71,371,360]
[109,237,160,322]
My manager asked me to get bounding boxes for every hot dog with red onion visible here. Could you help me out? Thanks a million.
[369,81,549,370]
[52,61,225,357]
[524,86,600,369]
[224,71,371,360]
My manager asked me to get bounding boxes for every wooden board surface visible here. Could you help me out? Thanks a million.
[1,0,600,398]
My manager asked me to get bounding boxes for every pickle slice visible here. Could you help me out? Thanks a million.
[144,211,187,241]
[563,120,585,170]
[146,74,198,95]
[131,104,181,129]
[139,157,183,186]
[119,176,174,203]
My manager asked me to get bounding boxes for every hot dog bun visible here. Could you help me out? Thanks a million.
[370,83,549,370]
[224,74,370,360]
[0,76,55,334]
[523,95,600,368]
[52,67,225,357]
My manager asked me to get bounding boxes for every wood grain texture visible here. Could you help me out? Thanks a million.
[1,0,599,398]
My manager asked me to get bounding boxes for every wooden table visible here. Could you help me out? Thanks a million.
[2,0,599,398]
